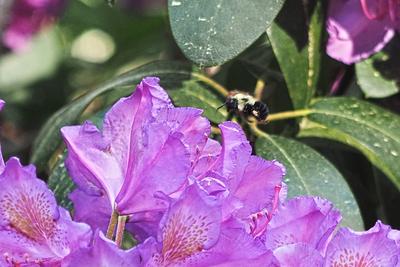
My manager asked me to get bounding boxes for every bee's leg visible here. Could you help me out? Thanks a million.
[227,111,235,121]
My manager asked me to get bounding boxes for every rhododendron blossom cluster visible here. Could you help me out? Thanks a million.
[0,78,399,266]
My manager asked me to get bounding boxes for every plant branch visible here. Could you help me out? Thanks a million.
[254,79,265,100]
[115,215,128,247]
[106,209,119,240]
[264,109,313,123]
[193,73,229,97]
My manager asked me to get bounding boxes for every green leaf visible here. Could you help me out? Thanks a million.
[0,29,62,92]
[267,0,322,109]
[299,97,400,191]
[169,80,227,123]
[168,0,284,66]
[255,133,363,230]
[355,40,400,98]
[48,152,75,210]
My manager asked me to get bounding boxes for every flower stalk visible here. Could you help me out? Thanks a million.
[265,109,313,122]
[193,73,229,96]
[115,215,128,247]
[106,209,119,240]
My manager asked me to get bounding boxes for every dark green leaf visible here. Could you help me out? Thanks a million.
[48,152,74,210]
[168,0,285,66]
[255,133,363,230]
[267,0,322,109]
[169,80,227,123]
[300,97,400,190]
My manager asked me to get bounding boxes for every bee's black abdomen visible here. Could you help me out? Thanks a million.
[253,101,269,121]
[243,103,254,116]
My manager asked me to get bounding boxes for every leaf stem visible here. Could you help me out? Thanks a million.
[106,209,118,240]
[265,109,313,122]
[249,122,269,138]
[115,215,128,247]
[254,79,265,100]
[192,73,229,97]
[211,126,221,135]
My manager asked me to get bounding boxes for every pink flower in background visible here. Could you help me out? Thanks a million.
[326,0,400,64]
[2,0,66,51]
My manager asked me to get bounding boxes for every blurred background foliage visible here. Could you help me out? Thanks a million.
[0,0,399,230]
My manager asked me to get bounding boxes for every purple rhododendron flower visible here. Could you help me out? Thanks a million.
[2,0,66,51]
[0,157,91,265]
[137,183,279,266]
[272,215,400,266]
[42,77,400,266]
[193,121,287,241]
[326,0,400,64]
[62,78,286,245]
[62,77,210,230]
[325,220,399,266]
[264,196,341,253]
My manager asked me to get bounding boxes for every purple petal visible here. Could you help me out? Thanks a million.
[192,138,221,178]
[116,122,190,215]
[151,184,222,266]
[155,107,210,161]
[0,158,91,265]
[69,189,111,233]
[102,77,171,178]
[61,121,124,203]
[389,229,400,246]
[209,252,279,267]
[64,230,141,267]
[234,156,285,216]
[62,77,190,216]
[325,221,398,266]
[216,121,252,181]
[273,243,324,267]
[326,0,394,64]
[194,224,272,266]
[70,189,163,243]
[125,210,164,243]
[265,196,341,252]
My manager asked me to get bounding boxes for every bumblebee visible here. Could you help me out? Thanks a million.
[218,91,269,121]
